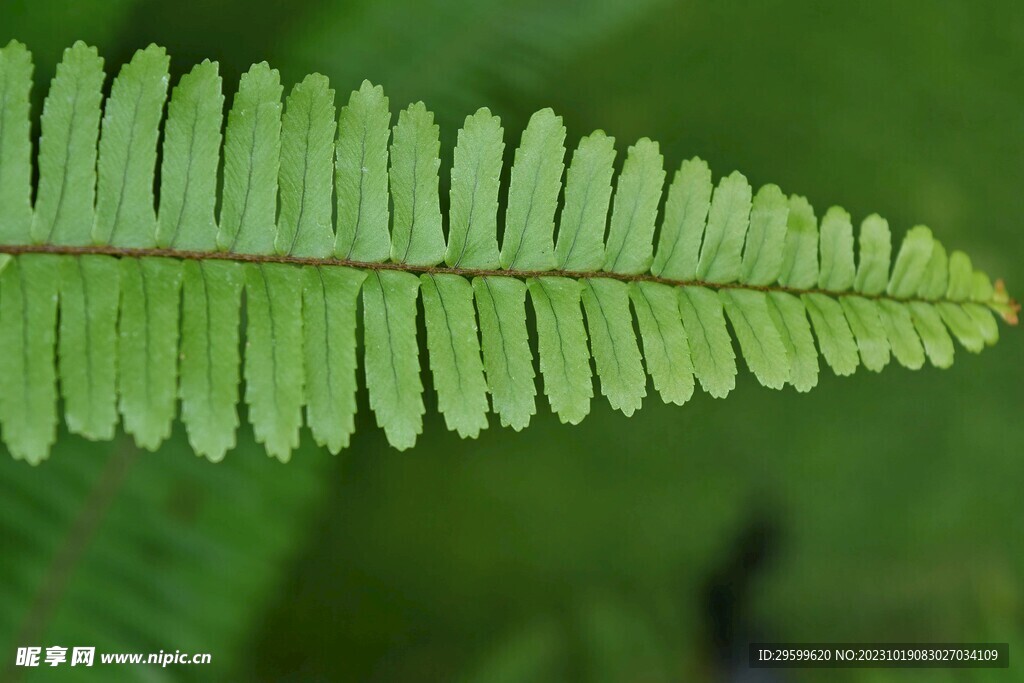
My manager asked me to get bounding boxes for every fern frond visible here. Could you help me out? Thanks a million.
[0,40,1018,464]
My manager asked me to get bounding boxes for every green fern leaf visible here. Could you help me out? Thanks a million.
[966,303,999,346]
[447,108,504,269]
[390,103,445,266]
[652,157,712,280]
[917,240,949,300]
[500,109,565,271]
[218,62,282,254]
[0,42,1017,464]
[740,184,788,286]
[0,256,58,463]
[581,279,646,415]
[118,257,182,449]
[720,289,790,390]
[93,45,169,248]
[803,293,859,376]
[556,131,616,271]
[818,206,856,291]
[0,41,33,246]
[877,299,927,370]
[363,270,424,449]
[32,42,105,246]
[530,277,592,424]
[474,276,537,430]
[58,255,120,439]
[677,286,736,399]
[887,225,934,298]
[697,171,751,283]
[766,292,819,392]
[628,282,695,405]
[937,301,985,353]
[778,194,819,289]
[602,139,664,275]
[157,60,223,250]
[909,301,956,368]
[422,273,490,437]
[854,214,892,295]
[839,296,891,372]
[180,260,244,461]
[335,81,391,262]
[301,265,365,454]
[244,264,304,460]
[277,74,336,258]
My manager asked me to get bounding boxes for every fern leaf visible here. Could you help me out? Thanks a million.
[556,131,616,271]
[628,282,695,405]
[766,292,819,392]
[32,42,105,246]
[302,266,365,453]
[180,260,244,461]
[93,45,169,248]
[602,139,664,275]
[244,264,304,460]
[854,214,892,295]
[363,270,424,449]
[803,293,859,376]
[877,299,926,370]
[529,277,592,424]
[720,289,790,390]
[446,108,503,269]
[909,301,955,368]
[0,43,1017,463]
[218,63,283,254]
[937,301,985,353]
[500,109,565,270]
[473,276,537,431]
[652,157,712,280]
[887,225,934,298]
[335,81,391,262]
[778,195,819,288]
[0,256,58,463]
[278,74,337,258]
[157,60,223,250]
[677,287,736,399]
[58,255,120,439]
[971,270,994,301]
[422,273,490,437]
[740,184,788,286]
[839,296,891,372]
[581,279,646,415]
[917,240,948,300]
[0,41,33,246]
[697,171,751,283]
[965,302,999,346]
[118,257,182,449]
[818,206,856,291]
[390,103,445,266]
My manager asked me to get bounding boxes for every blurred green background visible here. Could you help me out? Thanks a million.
[1,1,1021,681]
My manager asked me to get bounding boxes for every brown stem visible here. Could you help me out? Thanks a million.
[0,242,1013,313]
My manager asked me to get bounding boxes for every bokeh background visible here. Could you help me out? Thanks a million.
[1,1,1022,681]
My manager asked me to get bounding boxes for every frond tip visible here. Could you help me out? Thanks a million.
[0,40,1016,464]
